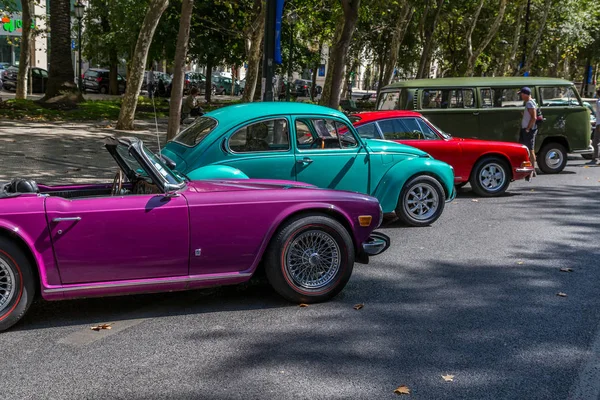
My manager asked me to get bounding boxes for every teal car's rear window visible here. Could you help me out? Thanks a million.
[173,117,218,147]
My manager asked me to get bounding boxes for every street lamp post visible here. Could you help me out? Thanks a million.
[74,2,85,92]
[286,11,298,102]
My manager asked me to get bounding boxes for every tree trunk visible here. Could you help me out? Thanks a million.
[40,0,84,104]
[417,0,444,79]
[382,3,414,86]
[254,60,263,101]
[166,0,194,141]
[320,0,361,109]
[242,0,265,103]
[230,65,237,96]
[109,55,119,95]
[205,59,213,103]
[16,0,34,99]
[310,43,321,102]
[466,0,508,76]
[504,0,525,76]
[376,44,387,98]
[116,0,169,130]
[519,0,551,75]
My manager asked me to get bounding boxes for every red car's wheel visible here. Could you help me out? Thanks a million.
[470,156,510,197]
[0,237,35,332]
[265,214,354,304]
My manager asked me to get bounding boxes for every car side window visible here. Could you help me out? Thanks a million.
[39,69,48,78]
[228,119,290,153]
[416,119,439,140]
[483,87,537,108]
[32,69,42,78]
[356,123,380,139]
[422,88,475,109]
[296,118,357,150]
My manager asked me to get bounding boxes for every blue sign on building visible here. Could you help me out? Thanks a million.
[71,39,76,50]
[318,64,325,77]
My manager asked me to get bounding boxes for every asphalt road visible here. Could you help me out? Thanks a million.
[2,156,600,400]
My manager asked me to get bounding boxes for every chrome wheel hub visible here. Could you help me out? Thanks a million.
[545,149,563,169]
[286,230,341,289]
[0,257,16,314]
[479,163,506,192]
[405,183,439,220]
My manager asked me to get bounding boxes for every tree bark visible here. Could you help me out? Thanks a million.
[518,0,551,75]
[242,0,265,103]
[205,58,214,103]
[167,0,194,141]
[466,0,508,76]
[376,43,388,98]
[230,65,237,96]
[40,0,84,104]
[320,0,361,109]
[382,3,414,86]
[109,55,119,95]
[16,0,34,99]
[416,0,445,79]
[116,0,169,130]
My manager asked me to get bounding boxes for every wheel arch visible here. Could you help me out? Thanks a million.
[0,227,41,298]
[252,206,358,276]
[539,136,570,153]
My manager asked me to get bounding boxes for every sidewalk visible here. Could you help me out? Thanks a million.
[0,119,169,184]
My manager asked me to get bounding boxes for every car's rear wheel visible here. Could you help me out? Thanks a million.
[0,238,35,332]
[538,143,568,174]
[470,156,511,197]
[264,215,354,304]
[396,175,446,227]
[99,86,108,94]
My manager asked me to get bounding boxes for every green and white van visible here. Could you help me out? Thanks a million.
[377,77,592,173]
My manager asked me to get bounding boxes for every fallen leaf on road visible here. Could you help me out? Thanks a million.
[471,199,479,202]
[90,323,112,331]
[517,261,524,265]
[442,374,454,382]
[394,385,410,395]
[530,189,535,192]
[584,165,590,168]
[557,292,567,297]
[299,303,309,307]
[586,177,590,180]
[559,268,574,273]
[353,303,364,310]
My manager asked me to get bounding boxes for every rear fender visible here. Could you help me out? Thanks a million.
[372,158,455,213]
[187,165,249,180]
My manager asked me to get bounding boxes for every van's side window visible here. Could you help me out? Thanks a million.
[379,91,401,110]
[422,89,475,109]
[480,88,536,108]
[540,86,580,107]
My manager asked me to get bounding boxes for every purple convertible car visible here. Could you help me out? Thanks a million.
[0,137,389,331]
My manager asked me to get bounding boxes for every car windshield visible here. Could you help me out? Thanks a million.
[172,116,218,147]
[115,143,183,185]
[422,117,451,139]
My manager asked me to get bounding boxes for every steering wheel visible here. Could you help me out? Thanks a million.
[111,169,123,196]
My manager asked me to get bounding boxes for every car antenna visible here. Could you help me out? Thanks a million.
[151,92,161,154]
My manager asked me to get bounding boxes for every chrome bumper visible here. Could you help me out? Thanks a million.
[515,167,535,173]
[572,146,594,155]
[362,232,390,256]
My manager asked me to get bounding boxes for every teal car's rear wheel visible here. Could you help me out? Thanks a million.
[0,238,35,332]
[264,214,354,304]
[396,175,446,227]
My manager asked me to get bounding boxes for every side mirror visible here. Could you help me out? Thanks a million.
[159,154,176,170]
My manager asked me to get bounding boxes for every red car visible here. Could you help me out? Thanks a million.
[350,111,535,197]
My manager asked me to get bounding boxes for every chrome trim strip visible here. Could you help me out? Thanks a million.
[43,272,253,294]
[515,167,534,173]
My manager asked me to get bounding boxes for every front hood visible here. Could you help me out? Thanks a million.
[187,179,316,193]
[365,139,429,157]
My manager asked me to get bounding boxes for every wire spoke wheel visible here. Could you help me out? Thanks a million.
[285,230,341,290]
[0,256,16,314]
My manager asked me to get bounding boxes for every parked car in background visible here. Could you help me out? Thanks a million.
[162,103,456,227]
[142,71,172,97]
[0,62,12,82]
[351,111,535,196]
[181,71,216,95]
[82,68,126,94]
[2,66,48,93]
[212,75,241,95]
[294,79,322,97]
[239,78,246,94]
[377,77,592,174]
[0,136,389,331]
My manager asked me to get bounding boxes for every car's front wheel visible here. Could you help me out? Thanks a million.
[264,214,354,304]
[396,175,446,227]
[470,156,511,197]
[0,237,35,332]
[538,143,568,173]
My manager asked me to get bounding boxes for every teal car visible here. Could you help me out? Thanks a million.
[162,103,456,226]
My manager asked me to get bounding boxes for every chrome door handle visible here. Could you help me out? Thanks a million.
[52,217,81,222]
[297,157,313,165]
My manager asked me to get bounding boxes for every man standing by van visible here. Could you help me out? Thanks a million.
[519,87,537,178]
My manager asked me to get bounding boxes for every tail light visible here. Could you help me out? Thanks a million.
[96,77,102,82]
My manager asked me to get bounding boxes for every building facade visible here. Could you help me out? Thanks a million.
[0,2,48,69]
